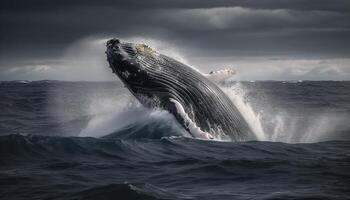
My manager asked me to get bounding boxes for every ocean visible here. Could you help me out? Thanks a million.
[0,80,349,200]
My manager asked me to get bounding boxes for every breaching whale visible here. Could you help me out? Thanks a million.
[106,38,255,141]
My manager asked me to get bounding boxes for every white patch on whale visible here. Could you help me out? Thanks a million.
[169,98,231,141]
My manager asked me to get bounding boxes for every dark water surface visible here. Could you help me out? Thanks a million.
[0,81,349,200]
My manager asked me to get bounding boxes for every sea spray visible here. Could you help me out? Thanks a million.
[45,81,350,142]
[221,81,350,143]
[221,82,266,141]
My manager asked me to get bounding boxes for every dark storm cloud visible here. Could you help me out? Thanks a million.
[1,0,350,12]
[0,0,349,80]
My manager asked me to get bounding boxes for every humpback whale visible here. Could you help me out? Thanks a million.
[106,38,255,141]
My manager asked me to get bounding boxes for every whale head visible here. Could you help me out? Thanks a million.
[106,38,165,104]
[106,39,147,85]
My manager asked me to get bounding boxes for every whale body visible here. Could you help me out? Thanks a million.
[106,38,255,141]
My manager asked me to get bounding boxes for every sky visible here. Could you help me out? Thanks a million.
[1,0,350,81]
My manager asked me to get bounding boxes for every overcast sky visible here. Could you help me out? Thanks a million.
[1,0,350,81]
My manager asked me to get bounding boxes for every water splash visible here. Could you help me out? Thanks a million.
[221,83,266,141]
[48,80,348,143]
[79,94,142,137]
[79,94,188,138]
[221,82,350,143]
[262,110,349,143]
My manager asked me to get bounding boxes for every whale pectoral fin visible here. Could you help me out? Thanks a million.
[167,99,194,137]
[167,99,213,139]
[205,68,236,82]
[167,100,186,128]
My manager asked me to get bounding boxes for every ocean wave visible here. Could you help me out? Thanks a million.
[68,183,168,200]
[1,134,349,162]
[0,134,349,199]
[1,81,350,142]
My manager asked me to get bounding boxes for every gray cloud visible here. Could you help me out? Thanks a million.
[158,7,350,30]
[2,0,350,12]
[0,0,349,80]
